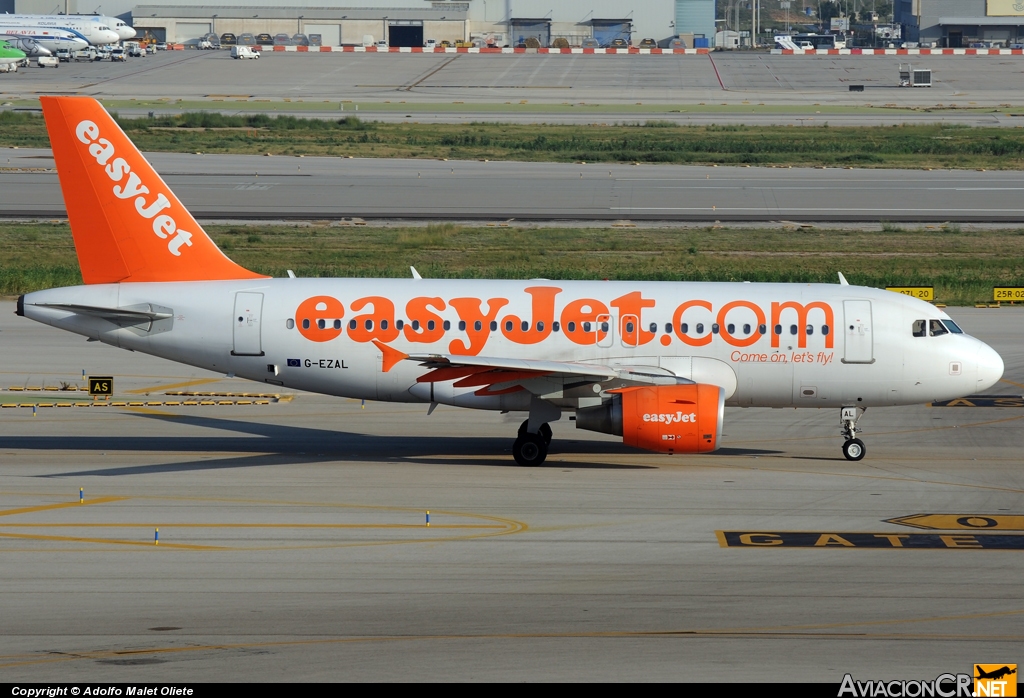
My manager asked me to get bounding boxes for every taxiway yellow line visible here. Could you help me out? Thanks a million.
[0,531,226,550]
[0,497,126,517]
[125,378,224,394]
[0,523,505,529]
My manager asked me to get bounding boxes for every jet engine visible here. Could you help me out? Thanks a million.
[575,384,724,454]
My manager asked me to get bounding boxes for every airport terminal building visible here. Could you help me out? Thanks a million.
[5,0,716,47]
[896,0,1024,47]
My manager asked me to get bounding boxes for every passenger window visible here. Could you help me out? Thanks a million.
[490,321,497,331]
[333,320,342,330]
[711,323,720,334]
[301,319,309,330]
[726,323,735,334]
[759,324,767,335]
[318,319,325,330]
[287,319,296,330]
[649,322,658,333]
[412,320,420,331]
[349,319,357,330]
[474,320,482,331]
[929,319,948,337]
[583,322,592,332]
[681,323,689,334]
[443,320,451,331]
[743,323,750,335]
[505,320,513,332]
[364,319,373,330]
[665,323,672,334]
[553,322,560,332]
[568,321,576,332]
[458,320,466,331]
[380,320,388,330]
[790,325,798,335]
[396,319,404,330]
[537,321,545,332]
[427,320,435,331]
[912,320,927,337]
[521,321,529,332]
[822,325,830,336]
[806,324,814,336]
[625,321,635,333]
[696,323,704,334]
[774,324,782,335]
[600,322,609,332]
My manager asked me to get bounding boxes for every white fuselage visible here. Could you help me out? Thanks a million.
[0,27,88,52]
[0,17,120,45]
[22,280,1003,412]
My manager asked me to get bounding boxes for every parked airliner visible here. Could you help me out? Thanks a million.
[0,16,120,45]
[17,97,1005,465]
[0,27,88,52]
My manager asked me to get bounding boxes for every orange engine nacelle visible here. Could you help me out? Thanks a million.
[575,384,725,454]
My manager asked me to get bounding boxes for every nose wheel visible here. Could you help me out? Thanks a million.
[840,406,866,461]
[513,420,552,466]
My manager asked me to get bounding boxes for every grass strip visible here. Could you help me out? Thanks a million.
[3,111,1024,168]
[2,221,1021,306]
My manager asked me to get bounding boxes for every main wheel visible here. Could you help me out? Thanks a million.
[512,433,548,467]
[842,438,866,461]
[518,420,553,445]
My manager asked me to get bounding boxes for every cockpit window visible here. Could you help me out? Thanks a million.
[941,319,964,334]
[912,320,927,337]
[929,319,949,337]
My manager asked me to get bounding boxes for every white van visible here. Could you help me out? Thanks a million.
[231,45,259,59]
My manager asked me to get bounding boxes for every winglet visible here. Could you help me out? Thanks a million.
[40,96,268,284]
[372,340,409,373]
[410,266,422,280]
[837,272,850,286]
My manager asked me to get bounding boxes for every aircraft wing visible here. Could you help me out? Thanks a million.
[373,341,690,398]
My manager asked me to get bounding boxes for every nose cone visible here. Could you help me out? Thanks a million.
[976,342,1004,392]
[118,26,136,40]
[97,30,120,45]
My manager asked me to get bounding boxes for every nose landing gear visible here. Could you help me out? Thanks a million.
[840,406,866,461]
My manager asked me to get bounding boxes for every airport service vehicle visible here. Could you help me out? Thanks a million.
[0,27,88,52]
[231,45,259,59]
[73,47,99,61]
[425,39,437,49]
[109,47,126,61]
[55,48,71,61]
[0,17,119,45]
[36,54,58,67]
[0,39,28,67]
[3,13,133,42]
[20,97,1005,466]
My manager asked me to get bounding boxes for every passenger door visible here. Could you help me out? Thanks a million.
[232,292,264,356]
[842,300,873,364]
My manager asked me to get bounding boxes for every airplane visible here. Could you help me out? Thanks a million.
[976,667,1016,681]
[0,16,119,45]
[0,38,27,67]
[0,27,88,53]
[16,96,1006,465]
[0,34,52,57]
[3,13,134,41]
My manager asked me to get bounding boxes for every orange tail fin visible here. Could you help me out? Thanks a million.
[40,96,267,284]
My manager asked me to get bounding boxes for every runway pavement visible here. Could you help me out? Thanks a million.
[3,51,1024,122]
[1,300,1022,681]
[4,147,1024,222]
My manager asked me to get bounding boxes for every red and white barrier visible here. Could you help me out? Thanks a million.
[249,45,1024,56]
[771,47,1024,56]
[264,45,711,55]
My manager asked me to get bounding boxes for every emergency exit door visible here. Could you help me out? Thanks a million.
[232,292,264,356]
[842,300,873,364]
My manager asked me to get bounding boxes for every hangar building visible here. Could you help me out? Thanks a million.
[6,0,716,48]
[896,0,1024,47]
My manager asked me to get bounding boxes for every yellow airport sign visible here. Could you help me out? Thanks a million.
[886,286,934,301]
[989,0,1024,17]
[993,287,1024,302]
[88,376,113,396]
[886,514,1024,530]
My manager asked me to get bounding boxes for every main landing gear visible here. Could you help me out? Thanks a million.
[513,420,552,467]
[840,406,866,461]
